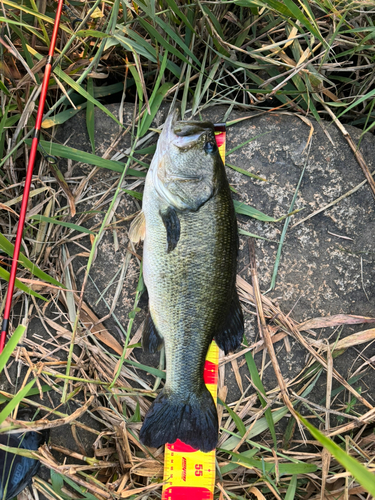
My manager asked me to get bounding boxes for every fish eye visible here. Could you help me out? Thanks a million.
[204,140,217,154]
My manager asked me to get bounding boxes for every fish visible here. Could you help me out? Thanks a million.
[129,108,244,452]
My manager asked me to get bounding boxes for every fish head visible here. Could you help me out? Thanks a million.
[150,108,224,212]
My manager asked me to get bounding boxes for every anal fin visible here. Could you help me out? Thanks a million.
[143,312,163,353]
[215,293,244,355]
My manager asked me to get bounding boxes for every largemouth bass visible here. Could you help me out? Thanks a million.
[130,109,244,452]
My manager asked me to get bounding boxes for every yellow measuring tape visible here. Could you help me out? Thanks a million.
[162,124,226,500]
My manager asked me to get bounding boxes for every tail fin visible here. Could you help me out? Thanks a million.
[139,387,218,453]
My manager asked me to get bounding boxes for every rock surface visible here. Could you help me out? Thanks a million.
[56,103,375,403]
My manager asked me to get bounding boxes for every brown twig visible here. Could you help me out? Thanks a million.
[2,396,94,433]
[321,100,375,199]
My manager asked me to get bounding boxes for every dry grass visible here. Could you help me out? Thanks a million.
[2,239,375,499]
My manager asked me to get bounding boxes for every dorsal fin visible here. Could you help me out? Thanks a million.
[129,210,146,244]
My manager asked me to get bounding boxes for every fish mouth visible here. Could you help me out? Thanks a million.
[159,107,215,150]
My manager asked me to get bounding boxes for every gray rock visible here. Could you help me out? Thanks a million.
[57,104,375,410]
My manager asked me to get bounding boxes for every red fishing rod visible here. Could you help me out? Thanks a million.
[0,0,64,353]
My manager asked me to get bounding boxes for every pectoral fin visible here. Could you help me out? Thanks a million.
[143,312,163,353]
[129,210,146,244]
[160,206,180,253]
[214,293,244,355]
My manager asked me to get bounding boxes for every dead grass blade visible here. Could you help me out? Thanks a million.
[249,239,298,419]
[1,396,94,433]
[298,314,375,331]
[291,171,375,229]
[77,299,124,356]
[333,328,375,352]
[321,100,375,199]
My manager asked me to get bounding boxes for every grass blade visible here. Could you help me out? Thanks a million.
[0,380,35,425]
[26,45,122,127]
[222,449,317,475]
[30,215,95,235]
[139,49,172,137]
[24,139,146,177]
[226,133,270,156]
[0,233,64,288]
[138,18,197,69]
[234,200,277,222]
[191,40,209,115]
[219,399,247,437]
[0,267,46,300]
[1,0,72,34]
[164,0,195,33]
[285,474,297,500]
[243,339,277,448]
[227,163,266,181]
[86,78,95,154]
[0,325,26,373]
[42,104,86,129]
[298,412,375,496]
[222,406,289,450]
[137,4,200,67]
[139,82,173,137]
[238,228,271,241]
